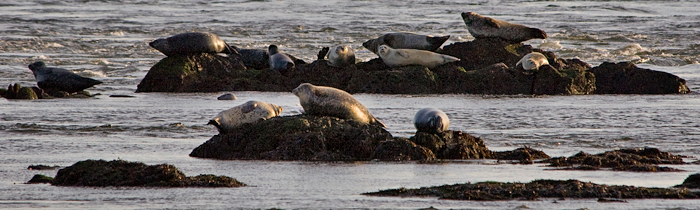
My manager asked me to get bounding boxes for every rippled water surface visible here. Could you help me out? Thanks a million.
[1,0,700,209]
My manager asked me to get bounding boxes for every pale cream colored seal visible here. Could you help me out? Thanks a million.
[461,12,547,43]
[327,45,356,67]
[377,45,460,68]
[363,32,450,55]
[292,83,385,127]
[516,52,549,71]
[208,100,283,133]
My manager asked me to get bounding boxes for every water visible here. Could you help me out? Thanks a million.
[1,0,700,209]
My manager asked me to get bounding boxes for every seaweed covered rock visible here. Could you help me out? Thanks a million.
[492,147,550,164]
[50,159,245,187]
[410,130,492,159]
[190,115,394,161]
[364,179,700,201]
[372,137,436,161]
[542,147,686,172]
[2,83,38,99]
[136,53,248,92]
[591,62,690,94]
[27,174,54,184]
[676,173,700,189]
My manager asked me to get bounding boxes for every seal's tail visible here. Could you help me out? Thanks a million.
[223,43,240,55]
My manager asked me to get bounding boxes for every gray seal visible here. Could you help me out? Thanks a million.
[28,61,102,93]
[208,100,283,133]
[461,12,547,43]
[363,32,450,55]
[414,108,450,134]
[149,32,237,56]
[232,46,306,70]
[292,83,385,127]
[268,45,295,72]
[327,45,356,67]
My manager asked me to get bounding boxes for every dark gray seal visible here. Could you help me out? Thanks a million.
[217,93,237,100]
[149,32,237,56]
[268,45,295,72]
[28,61,102,93]
[414,108,450,134]
[292,83,385,127]
[461,12,547,43]
[232,46,307,70]
[363,32,450,55]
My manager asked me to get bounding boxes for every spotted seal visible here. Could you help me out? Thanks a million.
[414,108,450,134]
[461,12,547,43]
[327,45,356,67]
[363,32,450,55]
[377,45,460,68]
[149,32,237,56]
[516,52,550,71]
[268,45,295,72]
[292,83,385,127]
[208,100,283,133]
[28,61,102,93]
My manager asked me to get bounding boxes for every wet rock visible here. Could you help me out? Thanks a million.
[190,115,394,161]
[675,173,700,189]
[372,137,436,161]
[50,159,245,187]
[591,62,690,94]
[217,93,237,100]
[364,179,700,201]
[492,147,550,164]
[2,83,38,99]
[542,147,686,172]
[28,164,61,170]
[27,174,54,184]
[410,130,492,159]
[136,53,248,92]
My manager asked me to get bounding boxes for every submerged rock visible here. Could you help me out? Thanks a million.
[49,159,245,187]
[591,62,690,94]
[542,147,686,172]
[28,164,61,170]
[27,174,54,184]
[364,179,700,201]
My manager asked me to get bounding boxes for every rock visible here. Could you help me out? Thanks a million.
[190,115,393,161]
[675,173,700,189]
[136,53,248,92]
[217,93,237,100]
[372,138,436,161]
[492,147,550,164]
[2,83,38,100]
[27,174,54,184]
[364,179,700,200]
[410,130,492,159]
[28,164,61,170]
[50,159,245,187]
[542,147,686,172]
[590,62,690,94]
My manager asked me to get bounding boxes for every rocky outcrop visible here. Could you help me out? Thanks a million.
[364,179,700,201]
[1,83,95,99]
[137,38,682,95]
[46,159,245,187]
[190,114,494,161]
[542,147,686,172]
[676,173,700,189]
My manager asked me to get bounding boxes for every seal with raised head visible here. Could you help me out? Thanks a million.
[363,32,450,55]
[461,12,547,43]
[208,100,283,133]
[516,52,550,71]
[414,108,450,134]
[28,61,102,93]
[268,45,295,72]
[292,83,385,127]
[327,45,356,67]
[149,32,237,56]
[377,45,460,68]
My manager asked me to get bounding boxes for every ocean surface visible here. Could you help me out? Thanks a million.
[1,0,700,209]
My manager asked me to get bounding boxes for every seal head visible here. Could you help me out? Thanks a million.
[327,45,356,67]
[414,108,450,134]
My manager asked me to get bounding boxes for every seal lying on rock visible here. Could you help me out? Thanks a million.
[28,61,102,93]
[461,12,547,43]
[516,52,549,71]
[414,108,450,134]
[377,45,460,68]
[208,100,283,133]
[149,32,237,56]
[268,45,295,73]
[363,32,450,55]
[327,45,356,67]
[292,83,385,127]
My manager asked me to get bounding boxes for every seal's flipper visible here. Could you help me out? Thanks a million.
[318,47,330,60]
[223,43,239,55]
[486,19,501,28]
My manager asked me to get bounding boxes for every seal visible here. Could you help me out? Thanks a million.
[28,61,102,93]
[208,100,283,133]
[231,46,306,70]
[363,32,450,55]
[461,12,547,43]
[149,32,237,56]
[327,45,356,67]
[292,83,385,127]
[377,45,460,68]
[217,93,237,100]
[268,45,295,72]
[414,108,450,134]
[516,52,549,71]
